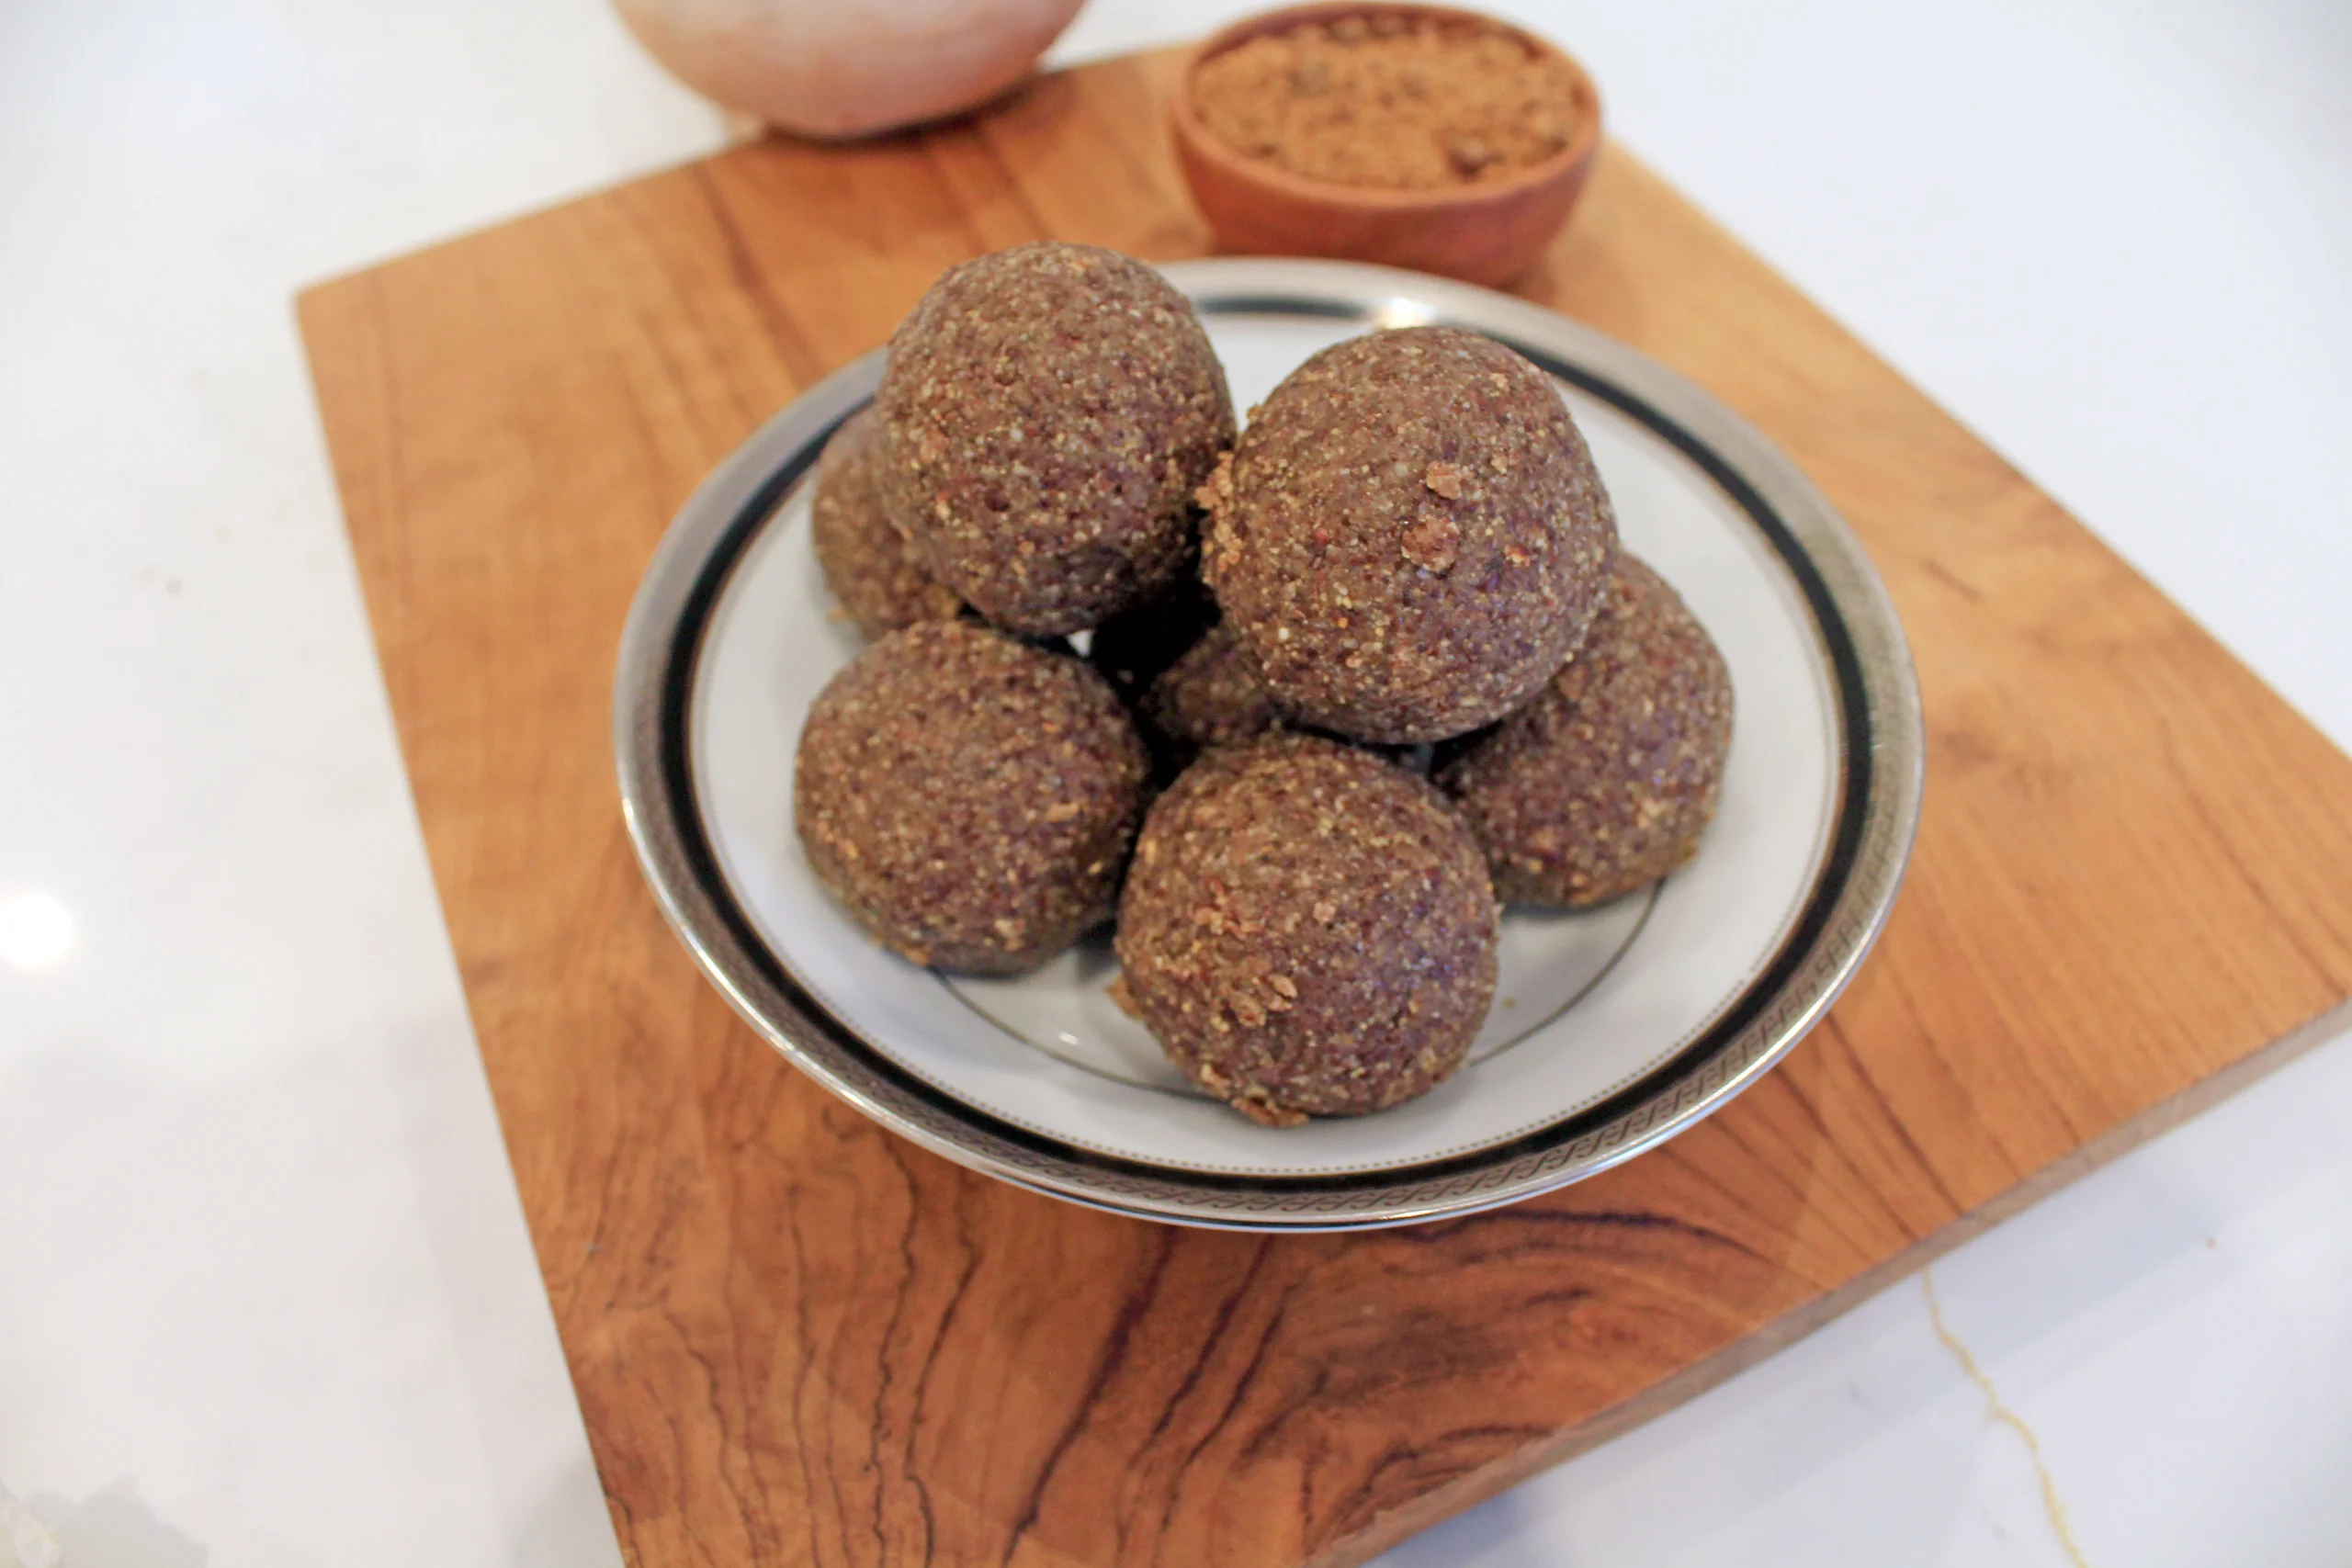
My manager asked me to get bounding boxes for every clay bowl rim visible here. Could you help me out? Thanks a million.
[1169,1,1604,216]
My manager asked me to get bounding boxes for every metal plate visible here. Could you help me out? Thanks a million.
[615,258,1924,1230]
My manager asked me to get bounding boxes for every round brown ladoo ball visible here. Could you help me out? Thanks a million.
[1139,620,1281,760]
[1438,555,1733,907]
[1202,324,1618,743]
[1091,578,1279,770]
[876,242,1237,636]
[796,621,1150,975]
[1115,733,1499,1127]
[809,407,964,639]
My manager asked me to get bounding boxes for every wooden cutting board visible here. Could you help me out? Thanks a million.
[298,47,2352,1568]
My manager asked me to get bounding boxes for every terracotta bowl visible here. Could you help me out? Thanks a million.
[1170,2,1602,288]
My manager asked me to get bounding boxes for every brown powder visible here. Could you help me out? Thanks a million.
[1189,15,1583,191]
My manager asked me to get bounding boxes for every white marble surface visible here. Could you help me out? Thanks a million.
[1,1,2346,1563]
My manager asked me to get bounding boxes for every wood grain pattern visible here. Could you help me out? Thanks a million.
[297,48,2352,1568]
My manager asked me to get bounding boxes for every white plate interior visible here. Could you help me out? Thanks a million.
[690,313,1839,1178]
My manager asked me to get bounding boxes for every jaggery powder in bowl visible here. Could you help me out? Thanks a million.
[1191,11,1582,190]
[1170,3,1602,286]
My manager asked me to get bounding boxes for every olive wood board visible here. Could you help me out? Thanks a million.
[296,45,2352,1568]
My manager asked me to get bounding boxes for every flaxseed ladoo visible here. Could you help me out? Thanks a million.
[796,621,1150,975]
[1439,555,1733,906]
[1091,577,1279,770]
[809,406,964,639]
[1115,733,1498,1126]
[1202,324,1616,744]
[876,242,1236,636]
